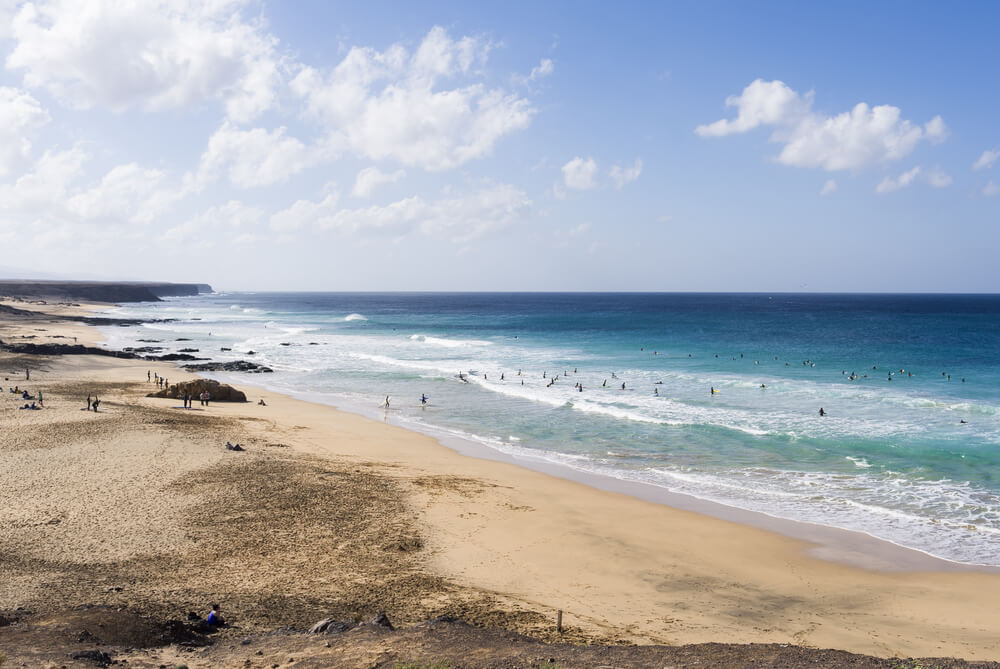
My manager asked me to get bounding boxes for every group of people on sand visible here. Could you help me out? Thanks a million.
[148,370,169,389]
[7,383,43,409]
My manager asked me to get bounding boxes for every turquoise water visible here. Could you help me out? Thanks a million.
[100,293,1000,565]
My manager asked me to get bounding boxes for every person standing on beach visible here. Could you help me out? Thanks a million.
[25,368,29,380]
[37,390,43,407]
[147,370,151,382]
[92,397,100,412]
[204,391,210,407]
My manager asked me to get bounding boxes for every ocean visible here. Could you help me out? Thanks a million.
[98,292,1000,566]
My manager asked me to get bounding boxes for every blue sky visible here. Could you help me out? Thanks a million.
[0,1,996,291]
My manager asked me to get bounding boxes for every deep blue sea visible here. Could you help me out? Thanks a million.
[99,293,1000,566]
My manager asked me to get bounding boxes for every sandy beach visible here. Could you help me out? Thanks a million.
[2,299,1000,667]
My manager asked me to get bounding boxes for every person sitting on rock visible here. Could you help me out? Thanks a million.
[206,604,224,626]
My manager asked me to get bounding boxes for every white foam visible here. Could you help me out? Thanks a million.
[410,334,494,348]
[345,313,367,321]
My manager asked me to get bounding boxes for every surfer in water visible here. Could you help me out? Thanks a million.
[420,394,428,405]
[384,396,390,408]
[819,407,826,417]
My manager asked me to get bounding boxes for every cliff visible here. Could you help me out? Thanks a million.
[0,281,212,303]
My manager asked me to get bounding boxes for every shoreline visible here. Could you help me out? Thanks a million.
[4,299,1000,661]
[205,366,993,575]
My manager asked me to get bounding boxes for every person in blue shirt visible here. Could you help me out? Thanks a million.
[206,604,224,626]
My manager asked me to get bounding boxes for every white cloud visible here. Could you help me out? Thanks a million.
[926,166,952,189]
[973,149,999,171]
[290,26,534,171]
[697,79,947,171]
[567,222,590,236]
[6,0,282,122]
[352,166,405,198]
[609,158,642,189]
[696,79,812,137]
[0,146,87,221]
[161,199,263,242]
[271,183,530,242]
[983,181,999,197]
[529,58,554,81]
[269,188,340,232]
[189,122,320,190]
[876,166,921,193]
[0,86,50,176]
[562,156,598,190]
[68,163,173,224]
[820,179,837,195]
[0,0,18,39]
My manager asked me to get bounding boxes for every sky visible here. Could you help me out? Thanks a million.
[0,0,997,292]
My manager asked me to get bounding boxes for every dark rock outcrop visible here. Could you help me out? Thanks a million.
[147,378,247,402]
[183,360,273,373]
[145,353,206,361]
[0,341,139,358]
[309,618,354,634]
[69,649,112,666]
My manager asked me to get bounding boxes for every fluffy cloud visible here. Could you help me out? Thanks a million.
[161,200,263,242]
[876,166,921,193]
[562,156,598,190]
[0,148,183,239]
[926,166,952,189]
[6,0,281,121]
[271,183,530,242]
[0,146,87,221]
[352,166,405,198]
[269,188,340,232]
[0,86,50,176]
[290,26,534,171]
[973,149,998,171]
[189,122,320,190]
[609,158,642,189]
[696,79,812,137]
[697,79,947,171]
[529,58,554,81]
[68,163,174,224]
[820,179,837,195]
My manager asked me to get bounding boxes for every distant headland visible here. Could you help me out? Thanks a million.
[0,280,212,303]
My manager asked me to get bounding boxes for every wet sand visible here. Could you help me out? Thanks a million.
[2,299,1000,663]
